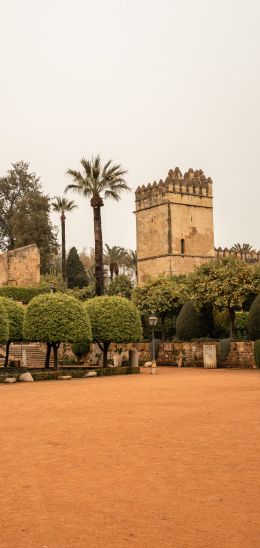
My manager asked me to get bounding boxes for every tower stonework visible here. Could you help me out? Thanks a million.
[135,167,214,282]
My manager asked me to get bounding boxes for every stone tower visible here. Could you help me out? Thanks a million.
[135,167,214,282]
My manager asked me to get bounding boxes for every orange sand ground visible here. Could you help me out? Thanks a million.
[0,367,260,548]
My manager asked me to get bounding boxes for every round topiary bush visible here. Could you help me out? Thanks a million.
[0,300,9,345]
[0,297,24,366]
[248,293,260,341]
[84,296,142,366]
[24,293,92,368]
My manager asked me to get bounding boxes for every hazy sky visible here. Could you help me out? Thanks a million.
[1,0,259,253]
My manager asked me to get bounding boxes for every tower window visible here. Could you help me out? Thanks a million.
[181,239,185,255]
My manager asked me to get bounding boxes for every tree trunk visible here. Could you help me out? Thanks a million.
[228,308,236,339]
[110,264,113,281]
[161,317,165,342]
[61,213,66,283]
[53,343,60,369]
[92,205,104,296]
[103,342,110,367]
[4,340,11,367]
[45,342,52,369]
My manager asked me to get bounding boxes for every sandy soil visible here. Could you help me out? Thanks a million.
[0,368,260,548]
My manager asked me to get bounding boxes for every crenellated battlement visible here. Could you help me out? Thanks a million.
[135,167,213,210]
[215,247,260,263]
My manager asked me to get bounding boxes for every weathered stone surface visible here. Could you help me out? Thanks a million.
[135,168,214,281]
[203,345,217,369]
[19,372,34,382]
[0,244,40,287]
[58,375,72,380]
[84,371,97,377]
[4,377,17,384]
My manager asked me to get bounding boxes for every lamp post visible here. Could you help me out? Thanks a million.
[149,314,158,375]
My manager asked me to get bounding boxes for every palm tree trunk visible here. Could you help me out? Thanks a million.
[93,206,104,296]
[61,212,66,282]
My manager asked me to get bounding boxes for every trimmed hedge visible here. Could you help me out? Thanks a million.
[0,286,49,304]
[176,302,213,341]
[254,340,260,368]
[0,366,140,383]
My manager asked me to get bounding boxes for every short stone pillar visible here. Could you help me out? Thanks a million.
[22,348,27,368]
[203,344,217,369]
[129,349,139,368]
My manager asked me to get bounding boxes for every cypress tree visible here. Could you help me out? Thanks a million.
[248,293,260,341]
[66,247,88,288]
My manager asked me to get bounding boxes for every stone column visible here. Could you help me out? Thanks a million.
[129,349,139,368]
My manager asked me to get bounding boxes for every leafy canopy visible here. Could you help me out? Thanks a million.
[66,155,130,202]
[107,274,133,299]
[132,276,188,319]
[189,259,260,311]
[0,297,24,341]
[24,293,92,343]
[84,296,142,343]
[0,300,9,343]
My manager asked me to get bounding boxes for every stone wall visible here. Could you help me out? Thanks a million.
[0,244,40,286]
[83,341,256,369]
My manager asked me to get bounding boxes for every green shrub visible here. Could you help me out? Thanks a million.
[176,302,213,341]
[235,311,249,339]
[84,296,142,366]
[0,286,49,304]
[0,300,9,343]
[72,340,90,358]
[248,294,260,341]
[217,338,231,361]
[0,297,24,366]
[107,274,133,299]
[254,340,260,368]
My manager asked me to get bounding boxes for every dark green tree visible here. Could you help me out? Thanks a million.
[23,293,92,368]
[66,155,130,296]
[11,190,58,273]
[248,294,260,341]
[84,296,142,366]
[0,297,24,366]
[66,247,88,289]
[0,161,41,250]
[176,301,213,341]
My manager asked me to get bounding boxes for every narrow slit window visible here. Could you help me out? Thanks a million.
[181,239,185,255]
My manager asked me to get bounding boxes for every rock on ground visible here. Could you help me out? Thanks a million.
[4,377,17,384]
[19,372,34,382]
[84,371,97,377]
[58,375,72,380]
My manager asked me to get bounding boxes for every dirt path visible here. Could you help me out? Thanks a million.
[0,368,260,548]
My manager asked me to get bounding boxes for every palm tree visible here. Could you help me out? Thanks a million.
[124,249,137,279]
[231,243,255,256]
[104,244,127,280]
[66,156,129,295]
[52,196,77,282]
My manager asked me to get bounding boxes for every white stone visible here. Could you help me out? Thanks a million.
[58,375,72,380]
[143,361,152,368]
[4,377,17,384]
[84,371,97,377]
[19,372,34,382]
